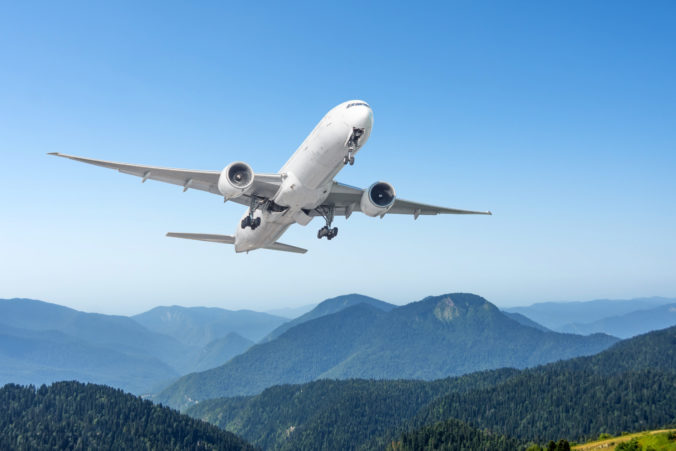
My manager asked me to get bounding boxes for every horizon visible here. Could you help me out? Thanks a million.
[2,1,675,314]
[2,292,675,317]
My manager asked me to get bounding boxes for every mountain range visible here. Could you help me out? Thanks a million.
[505,296,676,330]
[186,325,676,450]
[0,298,284,394]
[157,293,618,408]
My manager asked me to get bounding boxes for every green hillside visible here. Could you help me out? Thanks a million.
[186,326,676,450]
[160,293,617,408]
[0,381,254,450]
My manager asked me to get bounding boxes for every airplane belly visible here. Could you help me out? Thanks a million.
[234,209,293,252]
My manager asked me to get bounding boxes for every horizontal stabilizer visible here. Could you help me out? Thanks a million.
[166,233,307,254]
[166,233,235,244]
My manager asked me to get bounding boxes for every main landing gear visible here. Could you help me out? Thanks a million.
[241,196,264,230]
[343,127,364,165]
[316,205,338,240]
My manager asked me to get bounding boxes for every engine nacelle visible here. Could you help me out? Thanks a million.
[218,161,254,199]
[360,181,396,217]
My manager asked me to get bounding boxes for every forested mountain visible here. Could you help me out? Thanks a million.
[186,326,676,450]
[0,381,254,450]
[387,418,523,451]
[561,303,676,338]
[187,369,519,450]
[160,293,618,408]
[261,293,395,342]
[133,305,287,345]
[505,297,676,330]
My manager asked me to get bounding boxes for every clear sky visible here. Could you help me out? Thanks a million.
[1,1,675,315]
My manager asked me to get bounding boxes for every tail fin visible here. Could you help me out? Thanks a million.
[166,233,307,254]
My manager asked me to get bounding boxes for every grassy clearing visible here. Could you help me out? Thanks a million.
[573,429,676,450]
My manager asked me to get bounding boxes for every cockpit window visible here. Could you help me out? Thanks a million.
[346,102,369,109]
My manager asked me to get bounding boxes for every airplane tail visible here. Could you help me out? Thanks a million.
[166,233,307,254]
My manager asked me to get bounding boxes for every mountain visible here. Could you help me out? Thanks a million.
[190,332,254,372]
[262,293,395,342]
[0,324,178,394]
[266,303,317,319]
[186,326,676,450]
[387,418,523,451]
[502,311,550,332]
[0,298,192,369]
[505,296,676,330]
[158,303,386,407]
[159,293,618,408]
[133,305,288,345]
[0,298,193,393]
[0,381,253,450]
[560,303,676,338]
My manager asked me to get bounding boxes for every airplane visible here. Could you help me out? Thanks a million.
[50,100,491,254]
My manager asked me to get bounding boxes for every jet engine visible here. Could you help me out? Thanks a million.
[360,181,396,217]
[218,161,254,199]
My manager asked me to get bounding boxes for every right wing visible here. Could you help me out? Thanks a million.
[317,181,492,218]
[48,153,283,202]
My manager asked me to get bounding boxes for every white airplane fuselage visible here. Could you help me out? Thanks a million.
[234,100,373,252]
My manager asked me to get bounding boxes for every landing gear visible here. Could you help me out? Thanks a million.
[315,205,338,240]
[317,226,338,240]
[343,127,364,165]
[240,216,261,230]
[241,196,265,230]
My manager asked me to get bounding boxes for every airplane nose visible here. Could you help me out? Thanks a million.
[358,106,373,131]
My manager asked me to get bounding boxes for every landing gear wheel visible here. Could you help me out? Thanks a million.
[253,217,261,228]
[343,156,349,165]
[241,216,251,229]
[327,227,338,240]
[317,226,329,239]
[348,156,355,165]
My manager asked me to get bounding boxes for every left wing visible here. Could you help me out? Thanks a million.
[317,181,492,218]
[48,153,283,201]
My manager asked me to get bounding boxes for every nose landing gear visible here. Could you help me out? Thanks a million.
[343,127,364,165]
[316,205,338,240]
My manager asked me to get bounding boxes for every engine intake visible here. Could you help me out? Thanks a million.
[361,181,396,217]
[218,161,254,199]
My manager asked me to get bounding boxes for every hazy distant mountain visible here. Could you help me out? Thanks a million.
[0,298,192,375]
[0,298,256,393]
[262,293,395,342]
[560,303,676,338]
[502,311,550,332]
[190,333,254,372]
[505,297,675,330]
[158,293,618,408]
[0,323,178,394]
[265,303,317,319]
[132,305,287,345]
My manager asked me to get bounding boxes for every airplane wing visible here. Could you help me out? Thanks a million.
[317,181,492,218]
[48,153,283,201]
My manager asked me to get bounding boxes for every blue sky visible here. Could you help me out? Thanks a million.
[1,1,675,314]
